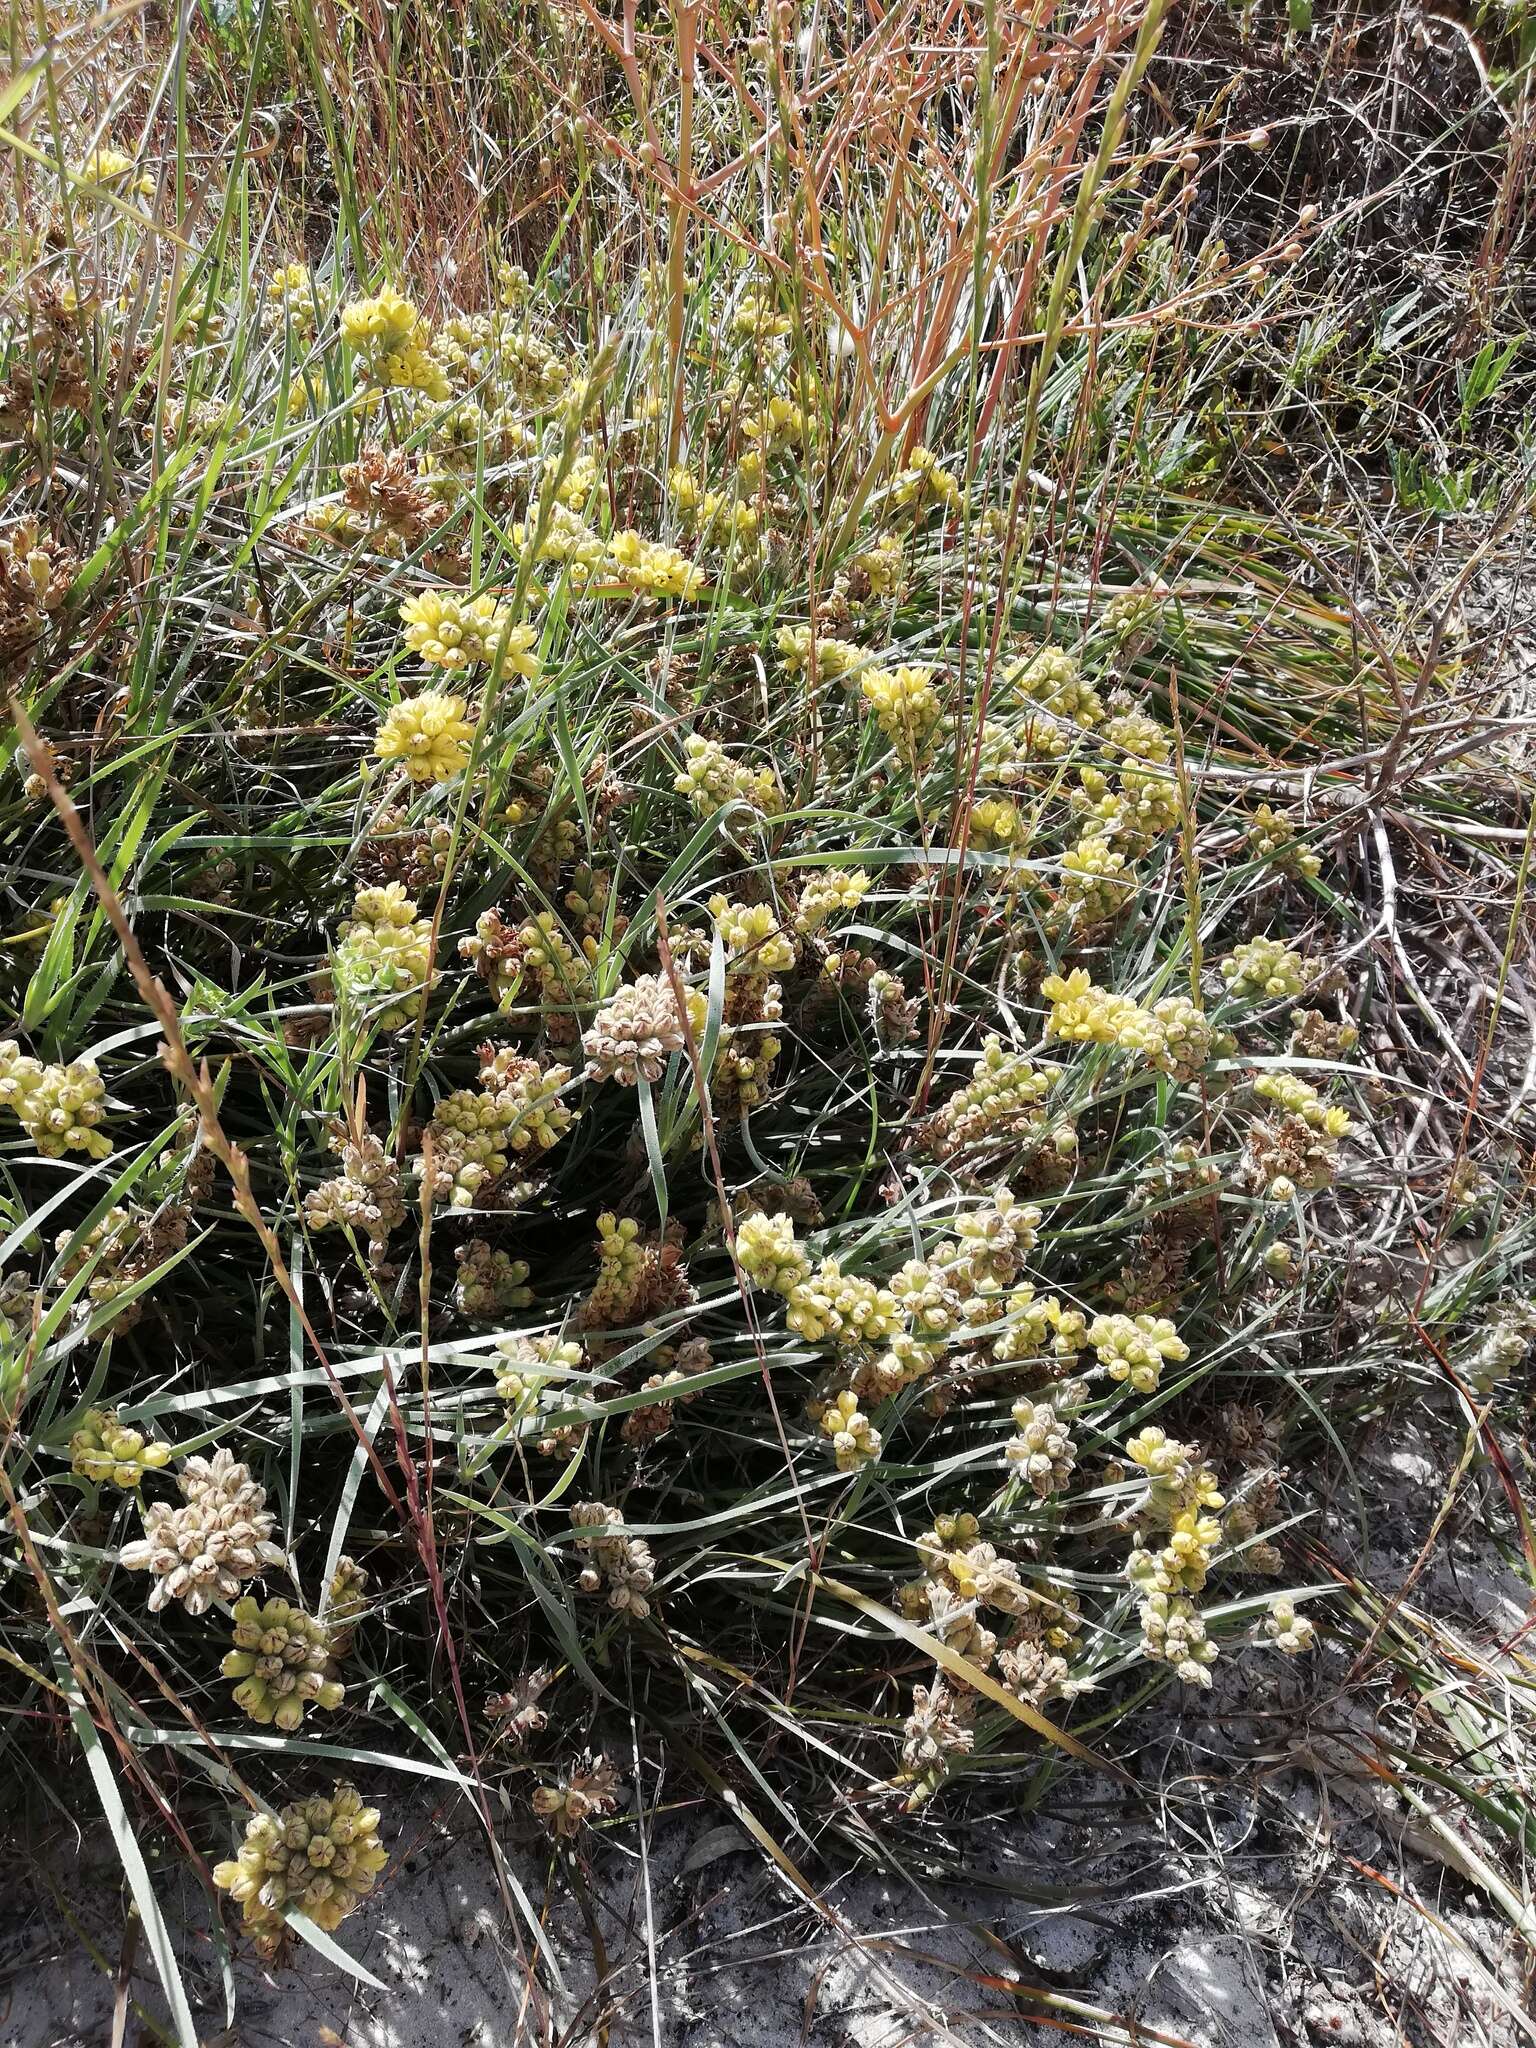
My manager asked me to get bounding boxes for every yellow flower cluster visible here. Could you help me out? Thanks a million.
[1041,971,1211,1081]
[674,735,783,819]
[222,1596,344,1731]
[68,1407,173,1488]
[891,446,960,516]
[794,868,870,934]
[861,663,942,752]
[1010,647,1103,727]
[847,532,906,599]
[339,289,450,400]
[418,1047,577,1206]
[1248,803,1321,880]
[1221,935,1310,1000]
[775,625,869,681]
[0,1041,112,1159]
[1253,1070,1352,1136]
[1041,968,1146,1048]
[517,503,609,585]
[785,1258,903,1346]
[741,393,806,452]
[334,884,436,1029]
[266,263,318,326]
[399,590,540,676]
[214,1785,387,1950]
[735,1210,811,1293]
[373,689,476,784]
[928,1035,1059,1157]
[1125,1425,1224,1524]
[991,1283,1088,1367]
[607,530,704,598]
[968,798,1029,855]
[1087,1310,1189,1393]
[75,146,154,197]
[708,894,797,974]
[1102,707,1170,761]
[1078,758,1182,846]
[820,1388,881,1472]
[1058,833,1132,925]
[585,1213,650,1324]
[512,910,597,1021]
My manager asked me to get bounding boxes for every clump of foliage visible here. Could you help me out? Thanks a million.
[0,0,1530,2019]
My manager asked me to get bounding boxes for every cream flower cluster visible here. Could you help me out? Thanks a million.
[454,1239,532,1317]
[735,1210,810,1293]
[495,1335,586,1456]
[1121,1424,1231,1685]
[571,1501,657,1618]
[1006,1393,1080,1498]
[1248,803,1321,880]
[304,1124,406,1255]
[927,1035,1060,1158]
[1058,833,1132,924]
[1263,1596,1316,1654]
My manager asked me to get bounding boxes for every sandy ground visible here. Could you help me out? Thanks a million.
[5,1421,1531,2048]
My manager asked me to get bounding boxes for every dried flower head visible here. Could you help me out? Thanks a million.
[583,974,706,1086]
[119,1449,285,1614]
